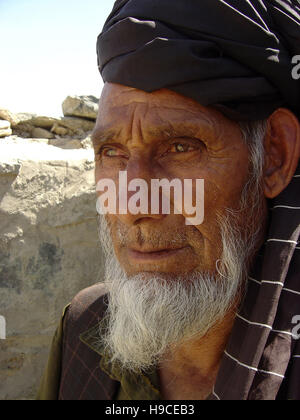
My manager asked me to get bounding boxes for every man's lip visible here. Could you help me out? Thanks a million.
[127,247,189,261]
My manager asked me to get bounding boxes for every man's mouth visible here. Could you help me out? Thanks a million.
[127,246,190,261]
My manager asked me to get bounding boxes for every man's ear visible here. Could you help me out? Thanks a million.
[263,108,300,199]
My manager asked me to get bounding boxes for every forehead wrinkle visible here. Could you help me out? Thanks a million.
[92,117,219,149]
[138,102,220,140]
[126,102,217,143]
[91,126,123,147]
[126,100,151,146]
[146,116,218,141]
[94,98,228,148]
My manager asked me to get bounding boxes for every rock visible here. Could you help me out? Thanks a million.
[32,127,54,139]
[81,134,93,149]
[59,117,95,134]
[49,137,82,149]
[62,95,99,120]
[16,113,37,122]
[0,137,103,400]
[6,136,49,146]
[38,116,95,137]
[0,106,96,139]
[15,115,94,138]
[11,115,57,139]
[0,121,10,129]
[0,121,12,138]
[0,109,20,128]
[30,116,60,130]
[50,124,69,137]
[13,114,37,138]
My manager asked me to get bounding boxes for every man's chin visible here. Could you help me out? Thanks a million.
[97,186,263,372]
[125,268,216,286]
[101,267,242,373]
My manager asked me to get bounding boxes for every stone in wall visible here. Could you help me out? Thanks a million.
[32,127,54,140]
[1,96,98,139]
[62,95,99,120]
[0,137,104,400]
[0,120,12,138]
[0,109,20,128]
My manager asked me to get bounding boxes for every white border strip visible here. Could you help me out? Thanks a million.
[248,276,300,296]
[237,314,293,337]
[272,206,300,210]
[261,280,284,286]
[248,276,260,285]
[272,329,294,337]
[212,388,221,400]
[224,351,285,378]
[236,314,272,330]
[267,239,298,245]
[283,287,300,296]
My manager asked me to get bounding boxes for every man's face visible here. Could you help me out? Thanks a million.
[92,83,269,371]
[93,83,258,276]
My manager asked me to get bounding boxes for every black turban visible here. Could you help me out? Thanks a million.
[97,0,300,121]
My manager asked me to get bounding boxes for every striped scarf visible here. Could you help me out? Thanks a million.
[210,163,300,399]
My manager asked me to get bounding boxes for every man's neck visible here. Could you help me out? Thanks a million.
[157,307,237,400]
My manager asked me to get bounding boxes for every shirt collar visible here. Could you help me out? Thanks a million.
[79,317,161,399]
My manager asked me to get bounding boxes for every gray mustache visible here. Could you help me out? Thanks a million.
[115,223,188,249]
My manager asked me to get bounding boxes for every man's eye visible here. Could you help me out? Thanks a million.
[100,147,125,157]
[104,148,118,157]
[169,143,196,153]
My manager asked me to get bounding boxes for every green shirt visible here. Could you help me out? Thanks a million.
[37,306,161,400]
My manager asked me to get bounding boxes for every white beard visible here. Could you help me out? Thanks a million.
[96,199,262,373]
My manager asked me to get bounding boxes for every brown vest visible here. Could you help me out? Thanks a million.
[58,283,119,400]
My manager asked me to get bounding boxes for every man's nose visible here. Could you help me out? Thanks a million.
[116,155,165,226]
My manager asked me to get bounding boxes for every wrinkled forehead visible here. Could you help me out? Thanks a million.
[97,82,238,132]
[99,83,205,110]
[92,83,246,155]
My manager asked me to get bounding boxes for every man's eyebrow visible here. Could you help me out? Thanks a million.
[91,117,215,147]
[147,118,214,139]
[91,127,121,147]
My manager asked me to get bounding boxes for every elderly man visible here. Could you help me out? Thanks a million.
[38,0,300,400]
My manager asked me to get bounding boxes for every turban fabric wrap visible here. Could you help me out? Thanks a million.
[96,1,300,400]
[97,0,300,121]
